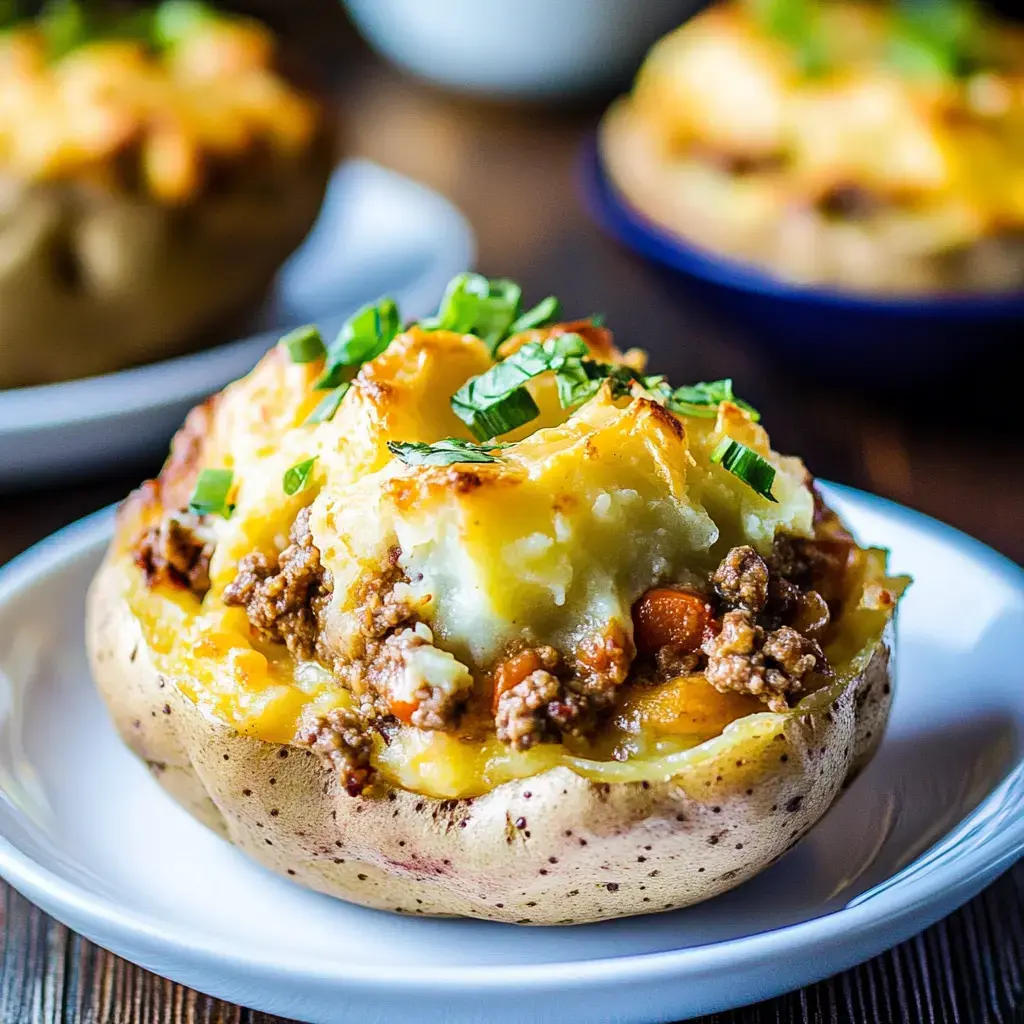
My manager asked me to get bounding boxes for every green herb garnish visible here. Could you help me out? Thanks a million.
[709,438,778,502]
[386,438,512,467]
[316,298,401,390]
[449,331,666,441]
[887,0,983,79]
[508,295,561,337]
[280,324,326,364]
[419,274,523,355]
[151,0,217,49]
[746,0,829,76]
[283,457,318,496]
[305,384,350,425]
[664,379,761,422]
[451,333,589,440]
[188,468,234,517]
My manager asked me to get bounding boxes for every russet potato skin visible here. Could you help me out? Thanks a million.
[87,552,895,925]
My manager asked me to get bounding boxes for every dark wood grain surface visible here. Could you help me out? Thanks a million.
[2,8,1023,1022]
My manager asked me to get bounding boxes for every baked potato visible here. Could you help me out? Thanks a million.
[600,0,1024,294]
[0,1,330,388]
[87,274,908,924]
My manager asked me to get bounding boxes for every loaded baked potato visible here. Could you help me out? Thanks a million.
[0,0,330,388]
[87,274,908,924]
[601,0,1024,294]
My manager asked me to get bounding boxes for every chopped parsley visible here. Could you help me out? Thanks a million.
[419,273,562,356]
[664,379,761,421]
[451,333,593,440]
[386,438,513,467]
[316,298,400,390]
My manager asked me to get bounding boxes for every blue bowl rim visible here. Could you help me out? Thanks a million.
[580,133,1024,319]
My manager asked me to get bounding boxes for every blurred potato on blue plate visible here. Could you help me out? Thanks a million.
[0,0,331,388]
[600,0,1024,295]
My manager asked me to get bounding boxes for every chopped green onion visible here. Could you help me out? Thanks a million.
[451,333,588,440]
[280,324,325,364]
[665,379,761,421]
[554,358,606,409]
[589,312,607,328]
[709,438,778,502]
[387,439,511,467]
[283,457,318,497]
[316,298,400,389]
[508,296,561,336]
[420,274,523,355]
[454,387,541,441]
[188,468,234,517]
[152,0,216,49]
[305,384,350,425]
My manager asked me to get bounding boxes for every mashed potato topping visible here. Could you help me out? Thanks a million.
[117,276,905,797]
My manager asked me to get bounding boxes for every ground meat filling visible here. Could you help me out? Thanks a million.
[223,507,332,662]
[702,610,827,713]
[135,511,215,596]
[495,665,563,751]
[712,544,769,612]
[370,625,470,731]
[492,628,635,751]
[296,706,374,797]
[701,543,834,710]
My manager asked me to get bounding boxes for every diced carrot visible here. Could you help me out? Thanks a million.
[389,700,417,725]
[632,588,713,655]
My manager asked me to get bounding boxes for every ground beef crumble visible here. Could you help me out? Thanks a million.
[222,507,332,661]
[135,511,215,596]
[712,545,769,612]
[296,706,374,797]
[495,667,562,751]
[702,609,828,712]
[371,626,470,731]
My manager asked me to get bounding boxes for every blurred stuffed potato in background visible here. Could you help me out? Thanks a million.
[0,0,332,388]
[601,0,1024,294]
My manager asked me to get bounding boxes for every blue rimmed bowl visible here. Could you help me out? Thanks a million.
[580,137,1024,376]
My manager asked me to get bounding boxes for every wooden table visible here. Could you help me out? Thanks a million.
[2,11,1023,1022]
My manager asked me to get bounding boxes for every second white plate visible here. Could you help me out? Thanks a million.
[0,160,474,488]
[0,486,1023,1022]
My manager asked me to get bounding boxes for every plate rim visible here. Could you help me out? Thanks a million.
[579,134,1024,317]
[1,486,1023,995]
[0,159,475,434]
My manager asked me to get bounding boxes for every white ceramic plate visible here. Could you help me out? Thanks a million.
[0,160,474,489]
[1,485,1023,1024]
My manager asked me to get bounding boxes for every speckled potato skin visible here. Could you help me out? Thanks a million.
[0,140,332,388]
[87,553,895,925]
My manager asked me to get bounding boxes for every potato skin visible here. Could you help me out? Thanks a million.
[87,553,895,925]
[0,141,332,388]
